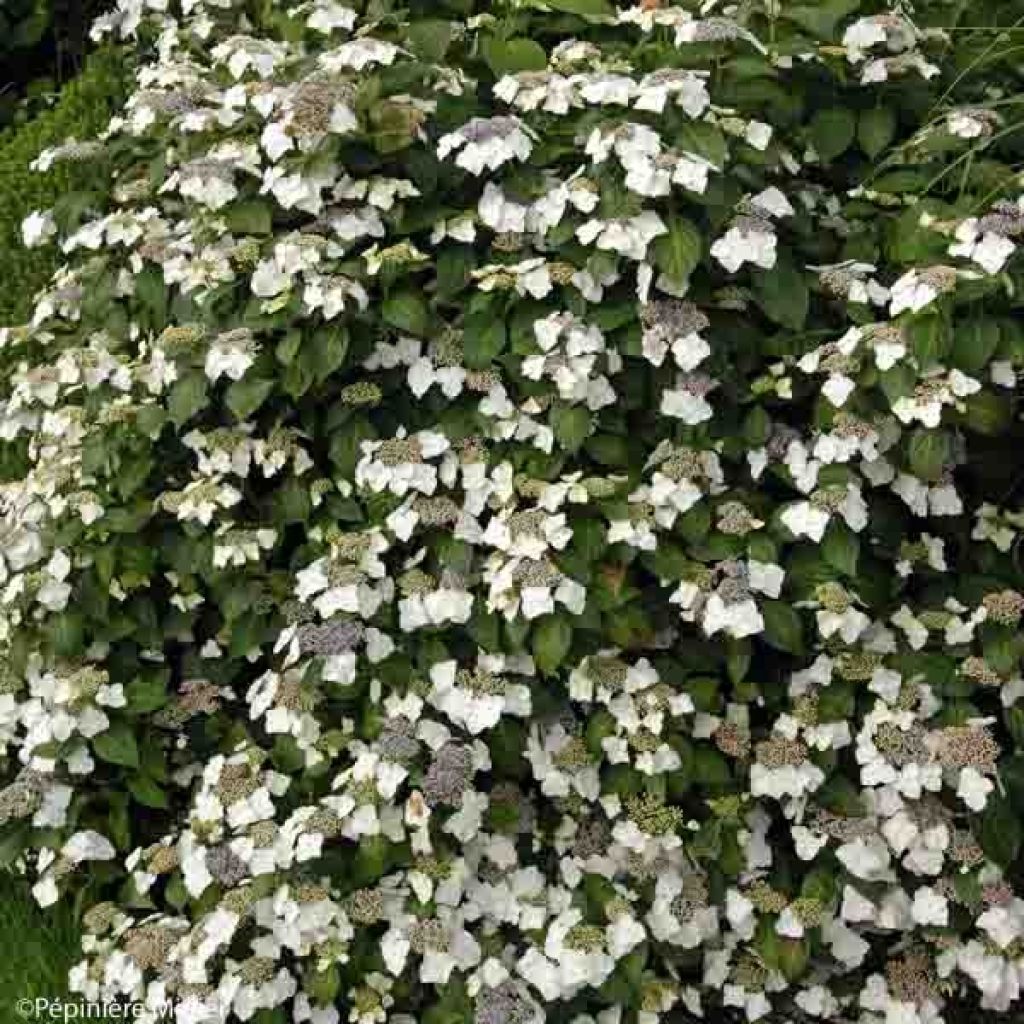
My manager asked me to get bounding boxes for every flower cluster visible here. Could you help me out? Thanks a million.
[2,0,1024,1022]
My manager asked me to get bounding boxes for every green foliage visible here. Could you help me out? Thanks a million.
[0,47,129,326]
[0,873,88,1008]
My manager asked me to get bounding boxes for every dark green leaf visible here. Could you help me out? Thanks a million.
[532,614,573,676]
[907,429,949,483]
[226,199,273,235]
[226,377,274,420]
[979,798,1022,868]
[383,291,429,336]
[463,312,506,367]
[543,0,614,17]
[168,372,208,427]
[128,775,169,809]
[762,601,805,655]
[755,262,809,330]
[93,723,140,769]
[858,107,896,159]
[406,19,453,61]
[822,521,859,577]
[652,215,702,286]
[809,108,856,161]
[482,37,547,76]
[551,405,592,454]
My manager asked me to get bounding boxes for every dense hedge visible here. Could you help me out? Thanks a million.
[0,0,114,123]
[0,47,129,326]
[3,1,1024,1023]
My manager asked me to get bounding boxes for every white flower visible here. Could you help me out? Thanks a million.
[702,594,764,639]
[781,501,830,542]
[205,331,257,382]
[889,268,948,315]
[437,117,534,174]
[956,765,994,810]
[62,830,117,863]
[307,0,357,33]
[751,187,794,219]
[911,886,948,926]
[836,838,892,881]
[949,219,1015,274]
[661,382,713,424]
[22,210,57,248]
[711,222,777,273]
[322,38,399,71]
[978,900,1024,949]
[746,121,773,150]
[576,211,667,261]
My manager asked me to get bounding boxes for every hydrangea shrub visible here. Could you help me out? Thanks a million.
[3,0,1024,1022]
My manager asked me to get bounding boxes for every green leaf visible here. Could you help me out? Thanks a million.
[979,797,1022,868]
[532,614,573,676]
[777,937,810,982]
[134,266,167,329]
[125,677,168,714]
[809,108,856,161]
[352,835,392,886]
[276,330,302,365]
[822,521,859,577]
[368,101,421,153]
[906,313,950,366]
[962,392,1012,436]
[436,246,475,299]
[755,262,808,330]
[49,612,84,656]
[93,723,140,769]
[307,327,349,382]
[818,772,866,816]
[225,199,273,235]
[551,405,592,454]
[406,19,453,61]
[726,639,751,684]
[168,372,208,426]
[226,377,274,420]
[783,0,860,39]
[858,107,896,159]
[585,433,629,467]
[383,290,429,336]
[0,824,30,869]
[879,362,916,406]
[952,318,1000,374]
[585,710,617,757]
[743,406,772,446]
[482,37,548,77]
[463,312,506,367]
[675,122,727,168]
[692,746,730,786]
[762,601,805,655]
[801,864,838,905]
[330,417,378,477]
[543,0,613,16]
[490,720,528,778]
[128,775,169,809]
[907,429,949,483]
[307,966,340,1007]
[873,169,929,194]
[652,215,702,286]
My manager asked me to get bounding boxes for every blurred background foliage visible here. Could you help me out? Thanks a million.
[0,0,129,328]
[0,46,130,326]
[0,0,112,127]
